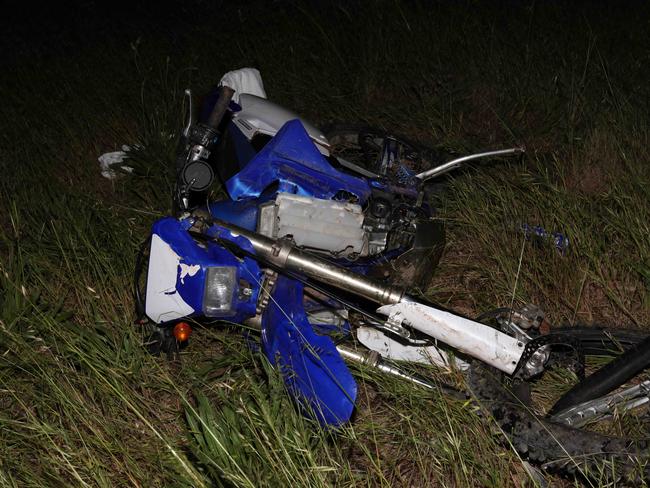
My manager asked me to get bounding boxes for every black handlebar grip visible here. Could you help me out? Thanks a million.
[206,85,235,130]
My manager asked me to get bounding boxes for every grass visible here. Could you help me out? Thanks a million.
[1,1,649,486]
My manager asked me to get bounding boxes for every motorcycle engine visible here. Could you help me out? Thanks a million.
[256,191,443,272]
[257,193,369,258]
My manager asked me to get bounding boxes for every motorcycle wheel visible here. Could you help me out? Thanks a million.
[468,325,650,483]
[322,123,452,176]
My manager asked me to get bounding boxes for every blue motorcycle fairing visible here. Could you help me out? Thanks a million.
[207,183,281,232]
[226,119,371,204]
[261,275,357,426]
[207,197,261,232]
[150,217,263,324]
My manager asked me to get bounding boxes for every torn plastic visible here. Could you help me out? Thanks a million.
[218,67,267,103]
[98,144,134,180]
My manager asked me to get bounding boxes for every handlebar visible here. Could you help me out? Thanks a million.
[416,147,525,182]
[206,85,235,130]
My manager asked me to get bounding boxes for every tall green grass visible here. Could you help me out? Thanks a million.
[1,1,648,486]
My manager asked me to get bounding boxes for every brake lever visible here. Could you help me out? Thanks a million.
[182,88,194,138]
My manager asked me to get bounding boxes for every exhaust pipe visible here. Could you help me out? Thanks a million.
[211,217,407,305]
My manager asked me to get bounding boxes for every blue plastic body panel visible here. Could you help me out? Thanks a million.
[149,217,358,427]
[207,198,260,232]
[226,119,371,203]
[261,275,357,426]
[151,217,263,324]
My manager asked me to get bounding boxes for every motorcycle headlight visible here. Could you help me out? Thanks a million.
[203,266,237,317]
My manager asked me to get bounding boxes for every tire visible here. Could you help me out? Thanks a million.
[468,326,650,483]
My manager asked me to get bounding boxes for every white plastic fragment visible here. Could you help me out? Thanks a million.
[145,234,194,323]
[356,326,469,371]
[376,302,525,375]
[179,263,200,284]
[98,144,134,180]
[219,67,267,103]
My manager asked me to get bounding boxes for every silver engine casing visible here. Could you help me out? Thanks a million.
[257,193,369,258]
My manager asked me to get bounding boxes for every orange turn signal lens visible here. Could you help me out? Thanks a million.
[173,322,192,342]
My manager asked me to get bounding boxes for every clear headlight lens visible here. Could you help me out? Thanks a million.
[203,266,237,317]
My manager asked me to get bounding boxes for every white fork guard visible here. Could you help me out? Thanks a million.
[356,326,469,371]
[376,302,525,375]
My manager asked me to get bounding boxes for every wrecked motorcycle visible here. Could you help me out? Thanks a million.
[135,69,650,482]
